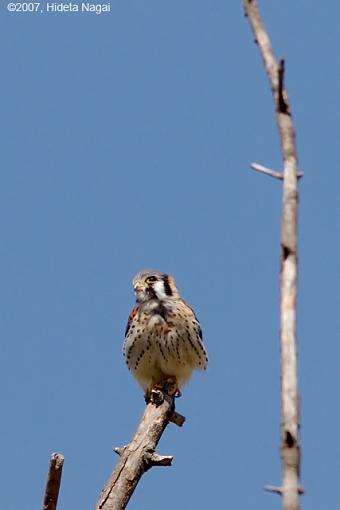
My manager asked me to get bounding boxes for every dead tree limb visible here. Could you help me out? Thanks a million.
[242,2,302,510]
[94,390,185,510]
[42,452,64,510]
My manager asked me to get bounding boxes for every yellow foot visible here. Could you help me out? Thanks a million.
[145,377,182,402]
[163,377,181,398]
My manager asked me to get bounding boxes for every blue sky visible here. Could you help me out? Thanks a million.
[1,1,339,509]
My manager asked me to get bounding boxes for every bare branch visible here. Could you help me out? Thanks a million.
[169,410,186,427]
[144,451,173,468]
[95,390,184,510]
[243,1,302,509]
[250,162,283,180]
[113,446,127,456]
[42,452,64,510]
[265,485,305,495]
[265,485,283,495]
[250,163,303,180]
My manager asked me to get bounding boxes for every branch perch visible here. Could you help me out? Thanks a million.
[243,2,302,510]
[95,390,185,510]
[42,452,64,510]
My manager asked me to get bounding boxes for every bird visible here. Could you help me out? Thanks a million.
[123,270,208,400]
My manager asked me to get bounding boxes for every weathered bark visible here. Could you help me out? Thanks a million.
[94,390,185,510]
[42,452,64,510]
[242,2,302,509]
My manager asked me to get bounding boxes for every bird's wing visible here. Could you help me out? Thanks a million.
[124,304,139,337]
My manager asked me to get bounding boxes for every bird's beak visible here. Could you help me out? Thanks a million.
[133,280,144,293]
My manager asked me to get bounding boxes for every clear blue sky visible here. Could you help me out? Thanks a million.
[1,2,339,509]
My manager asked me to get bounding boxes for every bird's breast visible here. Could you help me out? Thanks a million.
[147,300,168,318]
[148,314,167,330]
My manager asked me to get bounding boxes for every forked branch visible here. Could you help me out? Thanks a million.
[94,390,185,510]
[242,2,302,510]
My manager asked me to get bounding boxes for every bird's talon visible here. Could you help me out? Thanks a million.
[162,377,180,397]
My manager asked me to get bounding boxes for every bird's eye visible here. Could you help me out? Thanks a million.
[146,276,157,283]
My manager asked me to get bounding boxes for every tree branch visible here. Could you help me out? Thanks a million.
[250,162,283,180]
[42,452,64,510]
[243,2,302,510]
[250,162,303,180]
[95,390,185,510]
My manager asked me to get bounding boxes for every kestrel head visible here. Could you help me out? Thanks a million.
[133,270,180,303]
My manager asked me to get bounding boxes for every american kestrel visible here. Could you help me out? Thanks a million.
[123,270,208,399]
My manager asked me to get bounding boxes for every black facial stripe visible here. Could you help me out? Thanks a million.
[162,276,173,296]
[146,286,157,299]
